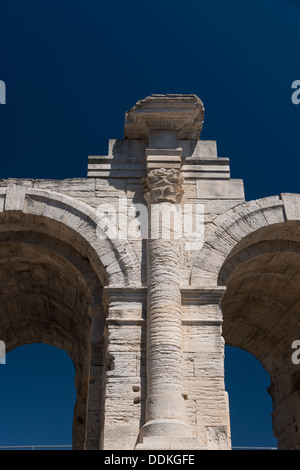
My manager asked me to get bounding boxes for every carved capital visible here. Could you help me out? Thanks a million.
[143,168,184,204]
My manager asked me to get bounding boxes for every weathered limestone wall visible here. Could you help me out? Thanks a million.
[181,289,229,449]
[102,287,146,450]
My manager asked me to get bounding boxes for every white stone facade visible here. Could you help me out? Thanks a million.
[1,94,300,449]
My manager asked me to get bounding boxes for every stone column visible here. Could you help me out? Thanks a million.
[138,149,200,449]
[122,94,205,449]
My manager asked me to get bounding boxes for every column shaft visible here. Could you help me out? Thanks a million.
[140,166,193,441]
[146,218,185,423]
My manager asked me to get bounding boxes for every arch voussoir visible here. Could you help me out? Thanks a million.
[190,195,295,286]
[1,184,140,287]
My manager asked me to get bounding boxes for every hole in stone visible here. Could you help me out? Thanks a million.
[292,371,300,392]
[106,353,115,371]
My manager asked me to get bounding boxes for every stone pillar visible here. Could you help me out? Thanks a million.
[84,306,107,450]
[181,287,230,449]
[137,147,201,449]
[102,287,147,450]
[122,94,205,449]
[271,371,300,450]
[272,392,300,449]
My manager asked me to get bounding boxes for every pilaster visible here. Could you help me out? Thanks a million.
[102,287,147,450]
[181,287,231,449]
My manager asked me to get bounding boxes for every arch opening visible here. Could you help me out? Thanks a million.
[0,343,76,448]
[224,344,277,449]
[220,220,300,450]
[0,211,107,449]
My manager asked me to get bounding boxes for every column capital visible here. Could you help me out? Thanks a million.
[143,168,184,204]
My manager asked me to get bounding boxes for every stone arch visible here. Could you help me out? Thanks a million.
[190,194,299,286]
[190,193,300,449]
[0,183,140,449]
[189,193,300,371]
[0,183,140,287]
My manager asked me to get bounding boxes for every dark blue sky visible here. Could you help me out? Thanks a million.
[0,0,299,448]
